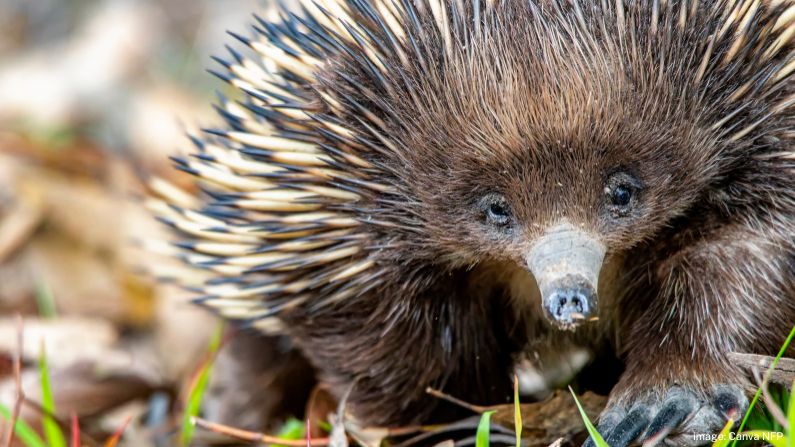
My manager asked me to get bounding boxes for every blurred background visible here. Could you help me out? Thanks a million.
[0,0,267,444]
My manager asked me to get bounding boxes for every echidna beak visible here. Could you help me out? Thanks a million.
[526,223,606,330]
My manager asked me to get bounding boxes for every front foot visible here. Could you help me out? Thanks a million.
[584,384,747,447]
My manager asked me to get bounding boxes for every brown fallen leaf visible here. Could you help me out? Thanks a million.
[0,317,117,366]
[492,391,607,446]
[0,195,42,263]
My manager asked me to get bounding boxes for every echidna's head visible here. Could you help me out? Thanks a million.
[153,0,794,332]
[318,1,789,330]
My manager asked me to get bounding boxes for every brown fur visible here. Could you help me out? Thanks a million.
[160,0,795,433]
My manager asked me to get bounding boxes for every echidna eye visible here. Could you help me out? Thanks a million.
[610,185,632,207]
[604,170,642,216]
[480,195,512,226]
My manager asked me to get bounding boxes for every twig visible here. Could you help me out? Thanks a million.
[192,417,331,446]
[425,387,489,413]
[729,352,795,386]
[3,315,24,447]
[384,425,426,437]
[71,414,79,447]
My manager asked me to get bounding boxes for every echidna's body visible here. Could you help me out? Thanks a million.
[151,0,795,444]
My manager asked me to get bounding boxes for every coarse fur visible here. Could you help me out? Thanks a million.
[149,0,795,441]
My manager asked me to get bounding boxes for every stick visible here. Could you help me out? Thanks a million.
[729,352,795,386]
[192,417,331,446]
[425,387,489,413]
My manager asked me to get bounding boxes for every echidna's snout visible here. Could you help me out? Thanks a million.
[526,223,605,330]
[542,275,596,328]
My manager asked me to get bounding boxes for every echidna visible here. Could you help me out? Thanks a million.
[149,0,795,445]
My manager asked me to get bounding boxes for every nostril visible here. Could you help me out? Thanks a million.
[541,275,597,326]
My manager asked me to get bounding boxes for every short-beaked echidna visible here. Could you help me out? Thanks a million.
[150,0,795,444]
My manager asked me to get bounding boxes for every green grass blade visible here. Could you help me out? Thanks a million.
[476,410,496,447]
[180,364,212,446]
[711,418,735,447]
[180,323,225,446]
[734,324,795,447]
[39,343,67,447]
[569,387,610,447]
[272,418,306,447]
[318,420,332,433]
[0,403,48,447]
[788,378,795,447]
[35,281,57,319]
[739,431,787,447]
[514,376,521,447]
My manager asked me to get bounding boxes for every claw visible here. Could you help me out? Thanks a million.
[641,394,696,447]
[711,387,745,420]
[605,406,651,447]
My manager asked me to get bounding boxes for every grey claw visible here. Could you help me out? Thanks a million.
[605,405,652,447]
[641,394,697,446]
[711,386,746,420]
